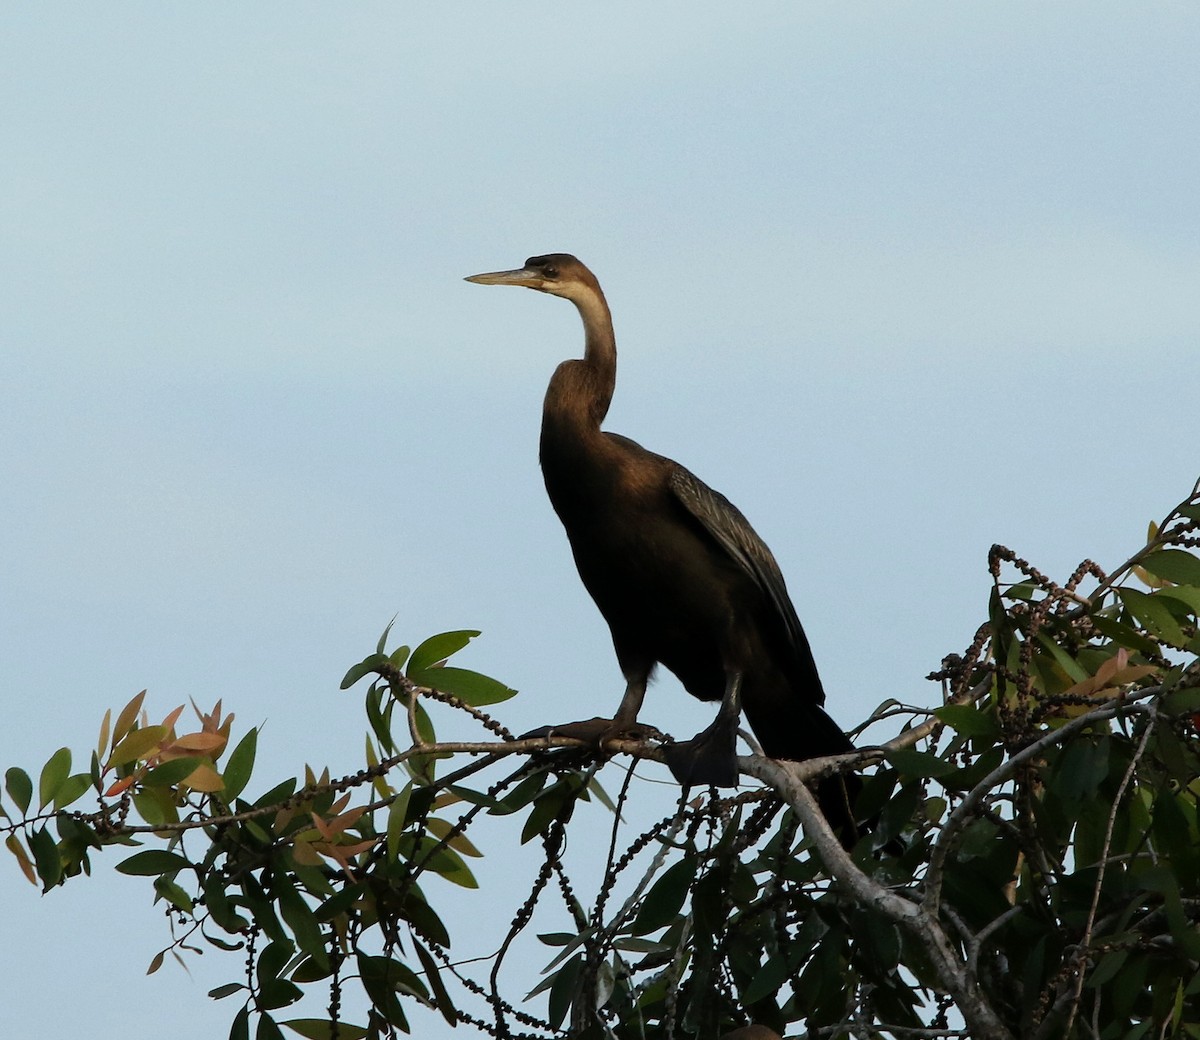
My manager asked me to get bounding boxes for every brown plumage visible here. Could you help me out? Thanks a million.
[466,253,859,840]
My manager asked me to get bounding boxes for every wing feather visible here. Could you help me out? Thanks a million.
[667,466,809,657]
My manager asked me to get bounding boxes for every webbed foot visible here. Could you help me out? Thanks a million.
[661,720,740,788]
[520,716,662,746]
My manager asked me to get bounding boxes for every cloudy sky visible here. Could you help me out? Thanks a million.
[2,4,1197,1037]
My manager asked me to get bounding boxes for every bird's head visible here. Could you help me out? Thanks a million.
[465,253,600,305]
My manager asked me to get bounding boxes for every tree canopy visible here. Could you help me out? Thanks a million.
[4,481,1200,1040]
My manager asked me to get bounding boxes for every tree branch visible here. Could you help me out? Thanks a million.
[741,755,1016,1040]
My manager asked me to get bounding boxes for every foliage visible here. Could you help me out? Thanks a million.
[4,482,1200,1040]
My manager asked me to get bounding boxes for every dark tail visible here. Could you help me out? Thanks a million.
[743,692,865,849]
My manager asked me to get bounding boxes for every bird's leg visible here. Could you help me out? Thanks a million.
[609,674,647,733]
[662,671,743,788]
[713,668,744,729]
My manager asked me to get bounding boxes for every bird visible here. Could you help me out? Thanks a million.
[465,253,860,840]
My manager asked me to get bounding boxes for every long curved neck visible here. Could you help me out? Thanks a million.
[543,283,616,435]
[577,284,616,402]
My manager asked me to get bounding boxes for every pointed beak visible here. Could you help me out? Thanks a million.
[464,266,542,288]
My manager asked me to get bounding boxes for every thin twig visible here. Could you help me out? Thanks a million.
[923,688,1161,919]
[1056,712,1156,1040]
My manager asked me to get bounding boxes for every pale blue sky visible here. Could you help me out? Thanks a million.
[2,5,1198,1037]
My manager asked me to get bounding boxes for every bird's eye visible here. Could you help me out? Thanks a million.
[543,266,558,279]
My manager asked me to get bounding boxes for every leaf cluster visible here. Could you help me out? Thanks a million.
[3,483,1200,1040]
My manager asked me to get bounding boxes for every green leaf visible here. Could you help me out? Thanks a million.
[154,876,195,913]
[53,772,94,810]
[410,699,437,746]
[414,941,458,1026]
[55,812,99,851]
[958,816,1000,859]
[132,787,178,827]
[1157,584,1200,616]
[257,940,303,1011]
[613,937,671,953]
[408,665,516,706]
[230,1006,251,1040]
[1007,581,1039,601]
[1162,685,1200,716]
[585,775,618,814]
[1118,587,1187,647]
[1088,949,1129,989]
[117,849,191,876]
[445,784,504,811]
[365,686,396,756]
[1055,737,1111,808]
[935,704,999,739]
[547,954,583,1030]
[885,748,956,778]
[38,747,71,810]
[407,630,480,675]
[1110,951,1149,1020]
[1137,864,1200,960]
[632,855,696,934]
[1151,788,1199,888]
[275,874,327,964]
[144,757,206,788]
[204,873,249,933]
[290,954,333,984]
[491,771,548,815]
[419,840,478,889]
[312,883,359,924]
[989,586,1012,664]
[376,616,398,655]
[340,654,387,691]
[539,932,577,946]
[943,745,1004,792]
[29,826,61,889]
[209,983,246,1000]
[357,953,414,1030]
[245,875,287,943]
[257,938,294,981]
[281,1021,367,1040]
[1141,549,1200,586]
[870,972,920,1028]
[292,862,334,899]
[387,786,412,863]
[1176,503,1200,523]
[254,777,297,809]
[401,888,451,948]
[4,767,33,815]
[1034,632,1090,684]
[742,951,792,1005]
[1089,614,1160,655]
[108,725,168,767]
[521,785,568,844]
[222,728,258,801]
[257,1013,287,1040]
